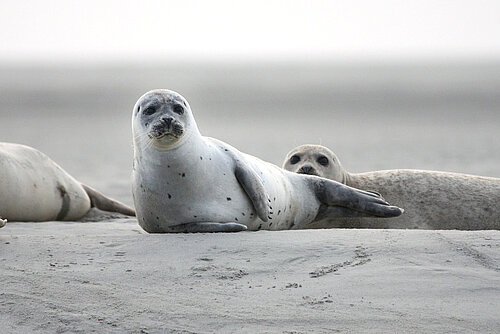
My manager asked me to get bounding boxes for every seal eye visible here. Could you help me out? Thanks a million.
[317,156,329,166]
[173,104,184,115]
[290,155,300,165]
[143,106,156,116]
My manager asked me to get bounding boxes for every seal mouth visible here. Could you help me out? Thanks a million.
[296,166,319,176]
[148,119,184,140]
[296,170,319,177]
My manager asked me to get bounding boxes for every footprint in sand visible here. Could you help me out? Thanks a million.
[309,246,371,278]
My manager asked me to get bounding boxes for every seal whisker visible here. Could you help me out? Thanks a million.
[140,136,154,151]
[134,132,155,150]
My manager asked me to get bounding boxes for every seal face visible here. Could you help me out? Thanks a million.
[283,145,345,182]
[137,92,188,147]
[282,144,500,230]
[132,90,403,233]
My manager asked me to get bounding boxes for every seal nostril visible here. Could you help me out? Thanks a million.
[300,166,313,173]
[160,116,173,127]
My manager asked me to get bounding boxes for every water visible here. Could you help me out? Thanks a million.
[1,62,499,206]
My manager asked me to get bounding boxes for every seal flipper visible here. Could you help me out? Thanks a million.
[166,222,247,233]
[82,184,136,216]
[315,206,389,221]
[314,178,403,218]
[234,164,270,222]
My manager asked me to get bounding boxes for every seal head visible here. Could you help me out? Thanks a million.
[133,89,195,150]
[283,144,347,183]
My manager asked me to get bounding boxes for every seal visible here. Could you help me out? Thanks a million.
[0,142,135,222]
[131,89,403,233]
[283,144,500,230]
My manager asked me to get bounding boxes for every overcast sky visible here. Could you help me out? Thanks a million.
[1,0,499,63]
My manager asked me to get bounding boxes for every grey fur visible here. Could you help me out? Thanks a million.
[234,164,270,222]
[82,184,136,217]
[166,222,248,233]
[55,184,71,220]
[283,144,500,230]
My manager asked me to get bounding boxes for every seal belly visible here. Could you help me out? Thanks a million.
[0,143,91,221]
[133,149,258,232]
[133,146,321,232]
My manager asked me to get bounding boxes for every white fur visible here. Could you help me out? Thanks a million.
[132,90,402,233]
[0,143,90,221]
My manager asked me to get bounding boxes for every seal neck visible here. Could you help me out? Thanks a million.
[342,171,352,186]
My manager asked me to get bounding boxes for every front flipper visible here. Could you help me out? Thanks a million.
[166,222,248,233]
[315,206,393,221]
[314,178,403,218]
[234,164,270,222]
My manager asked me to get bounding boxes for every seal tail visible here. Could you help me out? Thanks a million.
[81,184,136,217]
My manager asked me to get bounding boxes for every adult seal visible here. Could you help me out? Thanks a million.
[0,142,135,223]
[283,144,500,230]
[131,89,403,233]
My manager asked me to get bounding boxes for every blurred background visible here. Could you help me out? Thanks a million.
[1,0,499,206]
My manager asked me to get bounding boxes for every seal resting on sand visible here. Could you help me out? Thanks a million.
[131,89,403,233]
[283,144,500,230]
[0,142,135,223]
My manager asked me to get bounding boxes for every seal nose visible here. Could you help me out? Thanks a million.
[161,116,174,127]
[300,165,314,174]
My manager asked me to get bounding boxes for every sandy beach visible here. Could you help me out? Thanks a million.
[1,62,499,333]
[1,219,499,333]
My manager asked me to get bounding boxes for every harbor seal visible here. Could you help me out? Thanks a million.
[131,89,403,233]
[283,144,500,230]
[0,142,135,222]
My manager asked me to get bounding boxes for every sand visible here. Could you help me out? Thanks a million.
[1,217,499,333]
[1,62,499,333]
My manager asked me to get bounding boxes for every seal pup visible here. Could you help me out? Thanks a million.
[131,89,403,233]
[283,144,500,230]
[0,142,135,222]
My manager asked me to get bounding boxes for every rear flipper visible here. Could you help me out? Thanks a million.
[166,222,248,233]
[82,184,136,216]
[0,218,6,228]
[314,178,403,218]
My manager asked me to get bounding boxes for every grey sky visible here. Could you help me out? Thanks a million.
[1,0,499,63]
